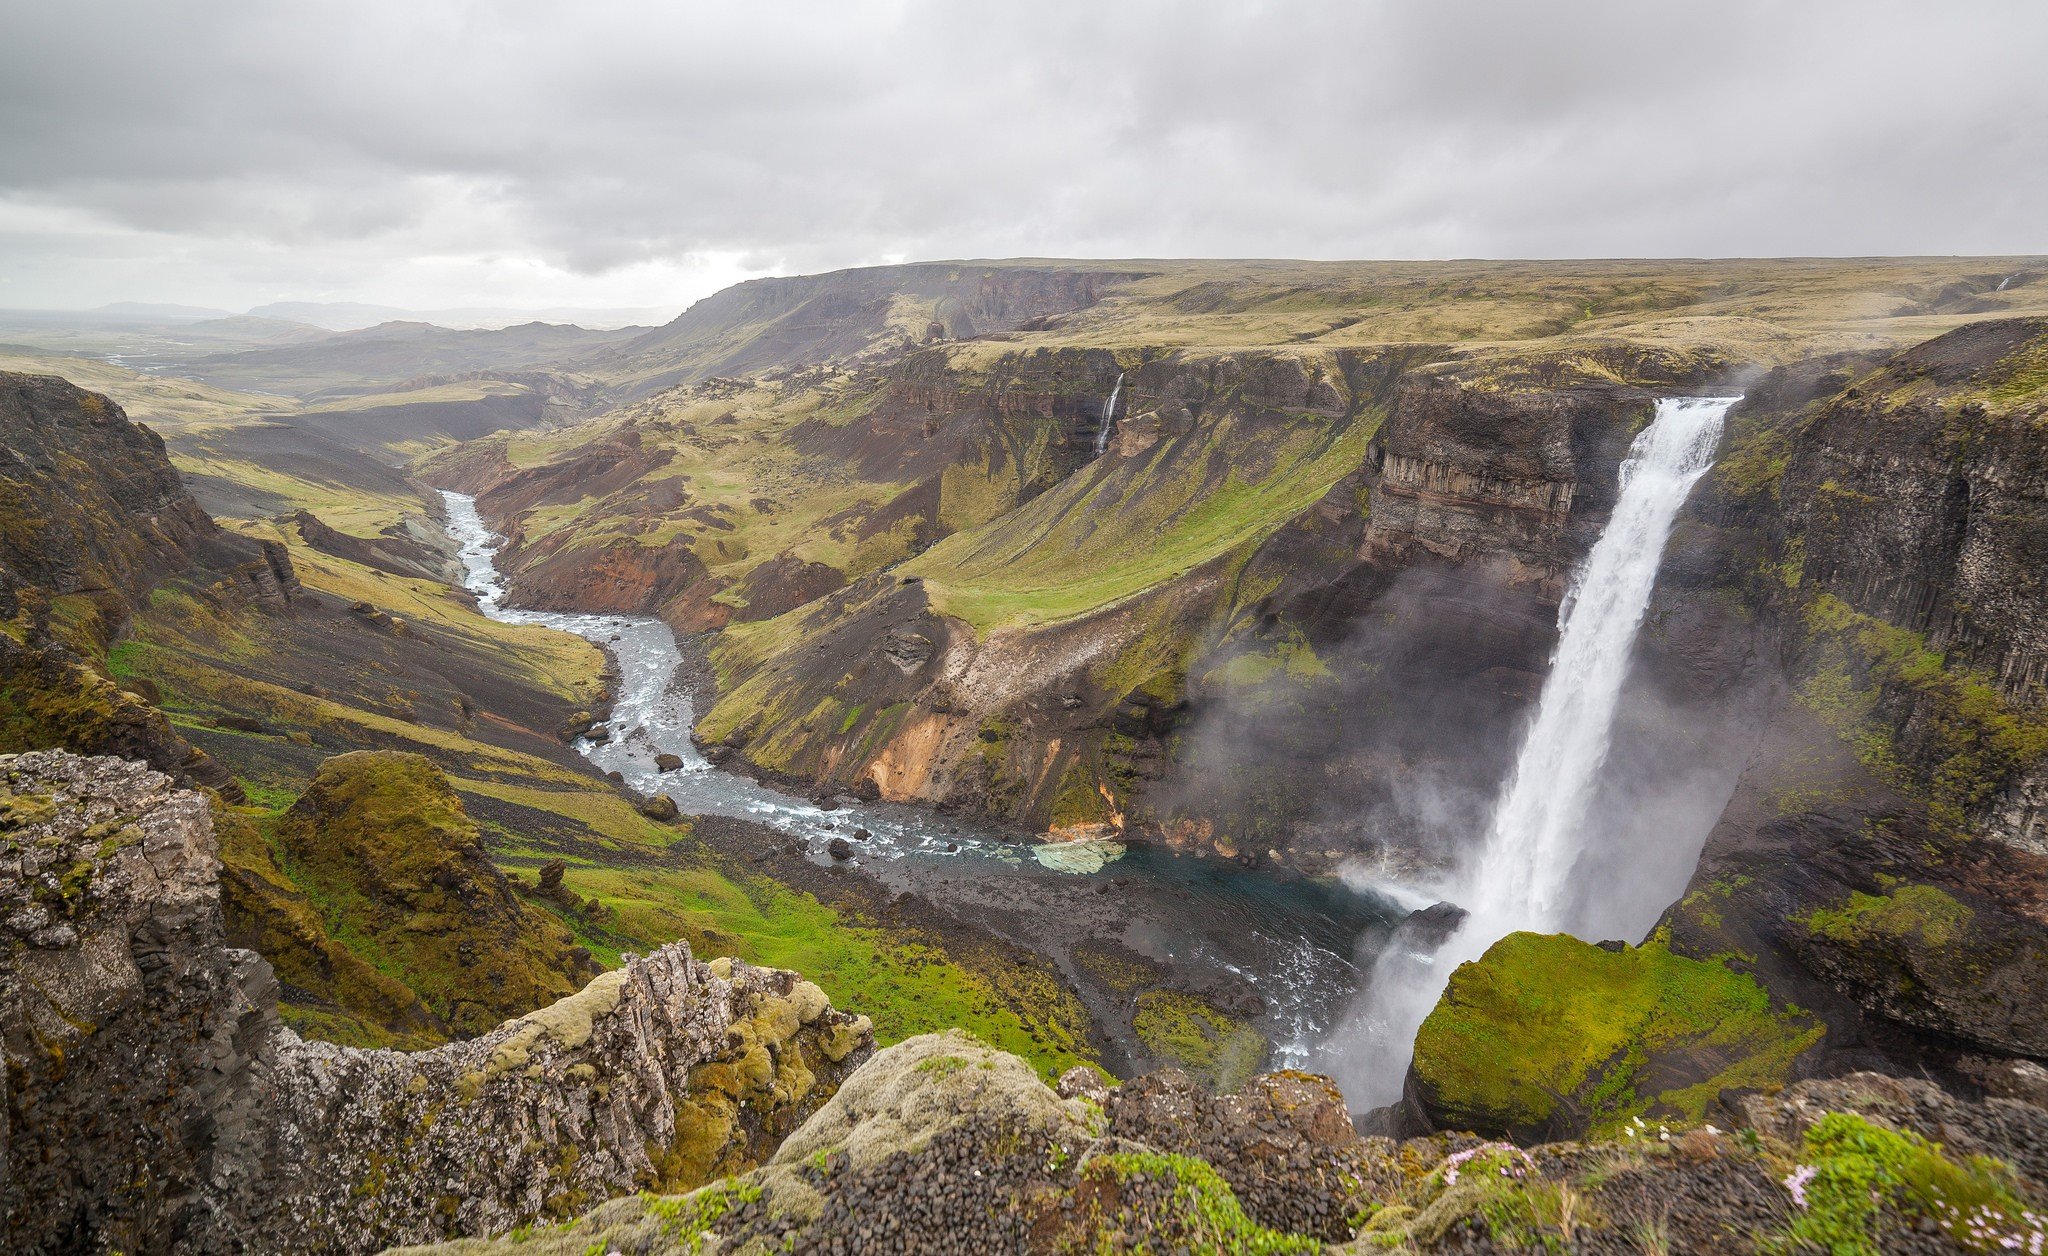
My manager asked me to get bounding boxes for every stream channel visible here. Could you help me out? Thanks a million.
[441,489,1404,1072]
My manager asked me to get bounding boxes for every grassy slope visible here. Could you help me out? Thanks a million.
[940,257,2048,363]
[906,401,1372,632]
[434,376,907,582]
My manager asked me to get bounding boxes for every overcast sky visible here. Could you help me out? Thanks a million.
[2,1,2043,314]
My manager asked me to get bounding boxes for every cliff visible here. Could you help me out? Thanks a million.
[0,371,293,802]
[0,750,873,1255]
[1402,319,2048,1137]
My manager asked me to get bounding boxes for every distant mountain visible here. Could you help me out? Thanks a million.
[244,301,412,331]
[246,300,678,332]
[172,315,335,346]
[182,318,646,397]
[90,301,236,322]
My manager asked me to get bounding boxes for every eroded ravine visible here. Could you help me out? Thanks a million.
[440,489,1400,1069]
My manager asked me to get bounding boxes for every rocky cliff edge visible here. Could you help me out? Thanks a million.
[0,749,874,1255]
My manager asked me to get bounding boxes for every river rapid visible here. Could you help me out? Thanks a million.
[439,490,1400,1070]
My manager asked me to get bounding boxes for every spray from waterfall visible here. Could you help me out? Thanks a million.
[1325,395,1736,1107]
[1094,372,1124,457]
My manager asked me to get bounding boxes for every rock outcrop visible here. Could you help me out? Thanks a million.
[1402,932,1823,1142]
[1651,319,2048,1085]
[0,372,217,603]
[394,1029,2048,1255]
[0,750,874,1255]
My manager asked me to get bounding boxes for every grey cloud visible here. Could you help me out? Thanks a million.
[0,0,2043,309]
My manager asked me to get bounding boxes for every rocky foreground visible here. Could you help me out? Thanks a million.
[0,750,872,1254]
[6,751,2045,1254]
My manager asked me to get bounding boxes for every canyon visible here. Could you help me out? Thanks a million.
[3,258,2047,1252]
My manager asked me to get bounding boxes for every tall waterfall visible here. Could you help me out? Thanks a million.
[1464,395,1733,927]
[1329,395,1735,1106]
[1094,372,1124,456]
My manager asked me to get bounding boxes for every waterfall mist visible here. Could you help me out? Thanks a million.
[1320,396,1737,1108]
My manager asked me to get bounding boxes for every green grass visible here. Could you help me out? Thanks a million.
[518,852,1092,1079]
[906,408,1373,633]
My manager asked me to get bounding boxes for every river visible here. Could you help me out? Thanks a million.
[439,489,1400,1071]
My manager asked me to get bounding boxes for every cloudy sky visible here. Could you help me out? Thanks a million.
[2,1,2043,314]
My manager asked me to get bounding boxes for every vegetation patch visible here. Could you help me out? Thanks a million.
[1064,1149,1324,1255]
[1800,883,1973,951]
[1776,1112,2043,1255]
[1793,593,2048,833]
[1131,989,1268,1094]
[1412,933,1822,1138]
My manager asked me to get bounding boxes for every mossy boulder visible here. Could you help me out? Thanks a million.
[1407,932,1823,1141]
[274,750,597,1036]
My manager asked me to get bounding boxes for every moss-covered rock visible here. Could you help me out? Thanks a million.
[273,750,597,1035]
[1408,932,1823,1141]
[213,799,440,1047]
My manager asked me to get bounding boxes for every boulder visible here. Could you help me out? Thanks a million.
[654,751,685,772]
[639,792,680,822]
[1404,932,1822,1141]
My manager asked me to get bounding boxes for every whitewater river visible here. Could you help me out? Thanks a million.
[440,490,1399,1068]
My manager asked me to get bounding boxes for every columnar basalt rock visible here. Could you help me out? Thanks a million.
[0,750,874,1256]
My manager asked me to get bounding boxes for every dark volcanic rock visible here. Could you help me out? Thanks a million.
[1392,900,1468,951]
[654,751,685,772]
[0,372,216,601]
[388,1029,2048,1256]
[827,836,854,860]
[0,750,874,1255]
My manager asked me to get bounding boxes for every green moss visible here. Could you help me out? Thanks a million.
[272,751,590,1037]
[1794,594,2048,834]
[1778,1112,2042,1255]
[642,1177,764,1254]
[1413,933,1823,1137]
[1132,989,1268,1094]
[1073,1150,1323,1254]
[1801,883,1973,951]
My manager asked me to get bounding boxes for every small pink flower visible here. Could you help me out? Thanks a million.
[1783,1164,1817,1210]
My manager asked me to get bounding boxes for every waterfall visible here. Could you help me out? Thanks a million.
[1094,372,1124,457]
[1998,273,2017,292]
[1327,395,1735,1106]
[1464,395,1733,927]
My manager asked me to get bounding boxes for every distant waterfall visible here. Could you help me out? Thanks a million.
[1094,372,1124,456]
[1329,395,1735,1106]
[1998,273,2017,292]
